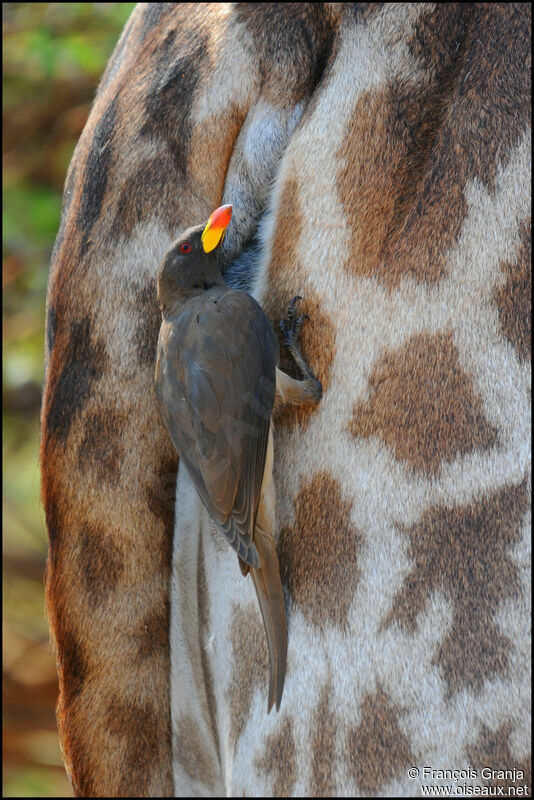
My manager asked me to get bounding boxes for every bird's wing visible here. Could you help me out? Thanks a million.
[155,289,278,567]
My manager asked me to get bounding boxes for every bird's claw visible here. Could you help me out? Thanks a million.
[280,296,309,347]
[287,295,302,318]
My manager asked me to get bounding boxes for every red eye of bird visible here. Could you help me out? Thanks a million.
[180,242,192,254]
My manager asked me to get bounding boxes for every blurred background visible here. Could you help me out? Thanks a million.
[3,4,135,795]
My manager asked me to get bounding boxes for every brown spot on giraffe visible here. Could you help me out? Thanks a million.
[338,4,531,287]
[311,683,337,796]
[384,478,529,695]
[77,95,119,258]
[350,331,498,475]
[105,696,167,796]
[337,80,456,287]
[493,218,531,363]
[255,717,297,797]
[134,281,161,367]
[174,713,217,791]
[109,154,182,242]
[42,469,66,563]
[277,473,363,631]
[140,18,212,182]
[146,454,179,539]
[263,178,337,430]
[467,723,531,793]
[447,4,531,191]
[267,176,302,284]
[48,599,93,796]
[346,687,414,794]
[79,523,124,607]
[337,4,472,287]
[235,4,337,106]
[227,603,269,747]
[189,104,249,208]
[45,316,108,444]
[55,619,88,711]
[77,409,126,485]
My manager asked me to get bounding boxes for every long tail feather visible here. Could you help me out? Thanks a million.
[250,533,287,712]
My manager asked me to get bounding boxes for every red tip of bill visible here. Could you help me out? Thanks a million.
[209,204,233,229]
[201,204,233,252]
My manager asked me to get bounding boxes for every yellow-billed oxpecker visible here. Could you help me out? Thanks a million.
[155,204,322,711]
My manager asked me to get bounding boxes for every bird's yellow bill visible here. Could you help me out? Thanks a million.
[201,204,233,253]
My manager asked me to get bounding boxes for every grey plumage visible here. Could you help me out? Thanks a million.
[154,205,289,711]
[156,284,278,567]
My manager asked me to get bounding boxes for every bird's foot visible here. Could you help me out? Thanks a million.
[279,296,309,350]
[279,297,322,399]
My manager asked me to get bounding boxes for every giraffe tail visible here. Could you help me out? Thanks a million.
[248,528,287,713]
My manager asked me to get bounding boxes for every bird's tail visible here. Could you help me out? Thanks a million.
[240,422,287,711]
[247,525,287,712]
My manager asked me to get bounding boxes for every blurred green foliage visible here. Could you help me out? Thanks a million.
[3,4,135,796]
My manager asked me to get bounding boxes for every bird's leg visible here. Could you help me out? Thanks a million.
[276,297,322,406]
[279,296,313,378]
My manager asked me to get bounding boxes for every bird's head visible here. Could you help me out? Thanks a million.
[157,204,233,312]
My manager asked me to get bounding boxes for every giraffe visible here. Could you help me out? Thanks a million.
[40,3,531,796]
